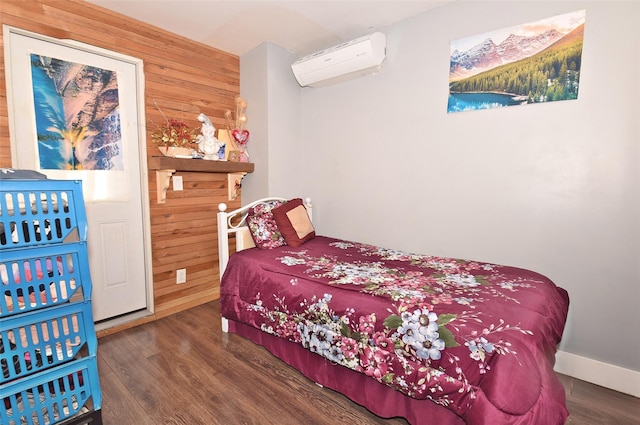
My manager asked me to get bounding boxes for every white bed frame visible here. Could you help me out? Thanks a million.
[217,197,312,332]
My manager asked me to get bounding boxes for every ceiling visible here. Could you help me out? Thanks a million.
[86,0,454,57]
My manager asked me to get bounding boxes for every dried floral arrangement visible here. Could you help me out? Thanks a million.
[150,102,199,148]
[151,118,199,147]
[224,96,250,162]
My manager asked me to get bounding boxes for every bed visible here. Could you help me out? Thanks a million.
[217,197,570,425]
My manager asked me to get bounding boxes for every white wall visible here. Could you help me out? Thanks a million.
[241,0,640,390]
[241,43,302,203]
[239,45,269,202]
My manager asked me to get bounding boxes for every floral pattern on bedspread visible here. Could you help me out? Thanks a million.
[221,236,570,420]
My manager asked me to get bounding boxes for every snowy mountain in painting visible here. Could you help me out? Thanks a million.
[450,29,563,81]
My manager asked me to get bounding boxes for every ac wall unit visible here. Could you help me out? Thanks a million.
[291,32,386,88]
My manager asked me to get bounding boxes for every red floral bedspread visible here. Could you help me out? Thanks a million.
[220,236,570,424]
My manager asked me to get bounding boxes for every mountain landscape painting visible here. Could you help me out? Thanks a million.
[448,10,586,113]
[31,54,123,170]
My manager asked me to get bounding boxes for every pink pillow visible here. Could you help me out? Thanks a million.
[246,200,286,249]
[272,198,315,248]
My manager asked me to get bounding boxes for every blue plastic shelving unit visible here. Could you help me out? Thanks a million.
[1,179,102,425]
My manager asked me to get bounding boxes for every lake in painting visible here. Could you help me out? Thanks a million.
[447,92,526,113]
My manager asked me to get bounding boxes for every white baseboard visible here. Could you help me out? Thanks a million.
[554,350,640,398]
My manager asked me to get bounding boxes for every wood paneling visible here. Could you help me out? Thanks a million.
[0,0,241,327]
[149,170,241,319]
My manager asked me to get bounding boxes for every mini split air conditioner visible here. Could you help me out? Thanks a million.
[291,32,386,88]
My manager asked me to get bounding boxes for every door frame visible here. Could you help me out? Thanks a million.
[3,25,154,327]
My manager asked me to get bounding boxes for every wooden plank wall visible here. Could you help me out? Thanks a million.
[0,0,242,330]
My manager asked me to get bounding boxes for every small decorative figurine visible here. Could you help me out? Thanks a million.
[196,113,224,160]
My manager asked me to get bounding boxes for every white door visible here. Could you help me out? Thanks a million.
[4,27,151,322]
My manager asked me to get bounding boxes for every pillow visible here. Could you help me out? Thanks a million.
[272,198,315,248]
[246,200,286,249]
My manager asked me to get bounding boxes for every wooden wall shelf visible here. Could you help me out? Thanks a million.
[148,156,254,173]
[148,157,254,203]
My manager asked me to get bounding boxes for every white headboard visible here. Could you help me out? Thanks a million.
[217,197,313,277]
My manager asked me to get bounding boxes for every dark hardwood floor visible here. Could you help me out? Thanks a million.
[96,301,639,425]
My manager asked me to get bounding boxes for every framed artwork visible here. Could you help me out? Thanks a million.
[3,26,146,202]
[30,54,123,171]
[448,10,586,113]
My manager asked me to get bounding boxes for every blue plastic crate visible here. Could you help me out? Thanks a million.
[1,301,97,384]
[1,243,92,318]
[0,180,88,249]
[0,356,101,425]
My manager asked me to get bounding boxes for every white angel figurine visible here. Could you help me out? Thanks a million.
[196,113,224,160]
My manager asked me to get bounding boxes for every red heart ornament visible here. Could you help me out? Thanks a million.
[232,129,250,145]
